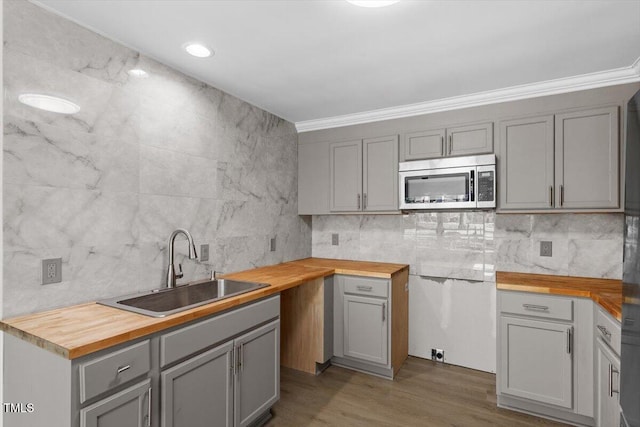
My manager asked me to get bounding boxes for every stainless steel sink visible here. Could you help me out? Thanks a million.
[98,279,270,317]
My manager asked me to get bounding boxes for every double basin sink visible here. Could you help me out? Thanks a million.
[99,279,270,317]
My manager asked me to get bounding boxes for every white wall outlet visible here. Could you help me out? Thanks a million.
[42,258,62,285]
[200,244,210,262]
[431,348,445,363]
[540,241,553,257]
[270,237,276,252]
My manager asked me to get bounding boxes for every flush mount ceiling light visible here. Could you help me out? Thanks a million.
[346,0,400,7]
[183,42,213,58]
[128,68,148,77]
[18,93,81,114]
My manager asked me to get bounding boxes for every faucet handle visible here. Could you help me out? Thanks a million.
[176,263,184,279]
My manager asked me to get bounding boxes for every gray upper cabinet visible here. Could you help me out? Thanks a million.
[330,140,362,212]
[499,115,555,210]
[555,106,619,209]
[363,136,399,211]
[298,141,331,215]
[330,136,399,212]
[80,379,151,427]
[401,128,445,160]
[498,106,620,211]
[161,342,234,427]
[400,122,493,161]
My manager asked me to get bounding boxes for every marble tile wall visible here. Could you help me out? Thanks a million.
[2,0,310,317]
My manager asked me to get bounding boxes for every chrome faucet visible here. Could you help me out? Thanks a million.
[166,228,198,288]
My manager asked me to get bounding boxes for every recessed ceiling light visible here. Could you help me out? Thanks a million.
[128,68,148,78]
[183,42,213,58]
[18,93,81,114]
[346,0,400,7]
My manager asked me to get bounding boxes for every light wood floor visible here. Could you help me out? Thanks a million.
[266,356,568,426]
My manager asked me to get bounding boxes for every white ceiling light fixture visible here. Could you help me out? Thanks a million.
[346,0,401,7]
[183,42,213,58]
[18,93,81,114]
[128,68,149,77]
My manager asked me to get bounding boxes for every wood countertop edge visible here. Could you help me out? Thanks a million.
[496,271,622,321]
[1,258,409,360]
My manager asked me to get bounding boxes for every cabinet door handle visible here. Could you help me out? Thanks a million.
[441,136,445,155]
[382,302,386,322]
[566,328,572,354]
[522,304,549,311]
[357,194,361,210]
[609,363,620,397]
[448,135,452,155]
[239,343,244,373]
[116,365,131,374]
[356,285,373,292]
[146,387,152,427]
[597,325,612,339]
[560,185,564,206]
[550,186,554,207]
[363,193,367,210]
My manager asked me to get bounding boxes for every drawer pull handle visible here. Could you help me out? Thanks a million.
[522,304,549,311]
[356,285,373,292]
[597,325,612,339]
[116,365,131,374]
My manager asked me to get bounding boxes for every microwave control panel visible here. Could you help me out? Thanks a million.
[477,170,495,202]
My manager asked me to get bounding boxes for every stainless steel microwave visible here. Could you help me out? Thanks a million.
[399,154,496,210]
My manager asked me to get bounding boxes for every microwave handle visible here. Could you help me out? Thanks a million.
[470,170,475,202]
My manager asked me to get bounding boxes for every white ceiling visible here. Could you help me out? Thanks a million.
[33,0,640,131]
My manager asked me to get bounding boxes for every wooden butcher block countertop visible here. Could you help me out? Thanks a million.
[496,271,623,321]
[0,258,408,360]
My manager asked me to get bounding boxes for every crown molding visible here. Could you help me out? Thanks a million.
[295,59,640,133]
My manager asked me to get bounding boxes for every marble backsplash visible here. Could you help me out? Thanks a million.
[2,0,310,317]
[312,212,624,281]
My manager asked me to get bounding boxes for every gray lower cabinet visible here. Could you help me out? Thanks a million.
[80,379,152,427]
[343,294,388,365]
[400,121,493,161]
[498,105,620,211]
[329,135,399,212]
[161,320,280,427]
[497,290,595,426]
[596,338,621,427]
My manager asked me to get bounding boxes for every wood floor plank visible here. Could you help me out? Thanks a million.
[267,356,568,426]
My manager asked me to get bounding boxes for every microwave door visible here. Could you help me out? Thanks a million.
[400,166,476,210]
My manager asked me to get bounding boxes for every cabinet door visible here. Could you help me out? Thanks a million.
[499,115,555,210]
[555,106,619,209]
[330,140,362,211]
[80,379,151,427]
[401,129,445,160]
[343,294,388,365]
[298,141,330,215]
[499,316,573,408]
[161,342,234,427]
[447,122,493,157]
[363,135,398,211]
[596,339,621,427]
[235,320,280,427]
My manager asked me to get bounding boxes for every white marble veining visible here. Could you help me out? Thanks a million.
[3,0,307,318]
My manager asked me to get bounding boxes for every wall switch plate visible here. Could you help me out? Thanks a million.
[200,244,209,262]
[540,241,553,257]
[42,258,62,285]
[270,237,276,252]
[332,233,339,246]
[431,348,445,363]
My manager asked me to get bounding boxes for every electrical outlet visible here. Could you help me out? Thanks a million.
[270,237,276,252]
[431,348,445,363]
[200,244,209,262]
[332,233,339,246]
[540,241,553,257]
[42,258,62,285]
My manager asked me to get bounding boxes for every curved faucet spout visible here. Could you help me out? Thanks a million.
[166,228,198,288]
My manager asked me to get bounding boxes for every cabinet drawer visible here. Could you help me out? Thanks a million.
[343,276,389,298]
[500,292,573,321]
[595,305,621,356]
[160,295,280,367]
[79,339,150,403]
